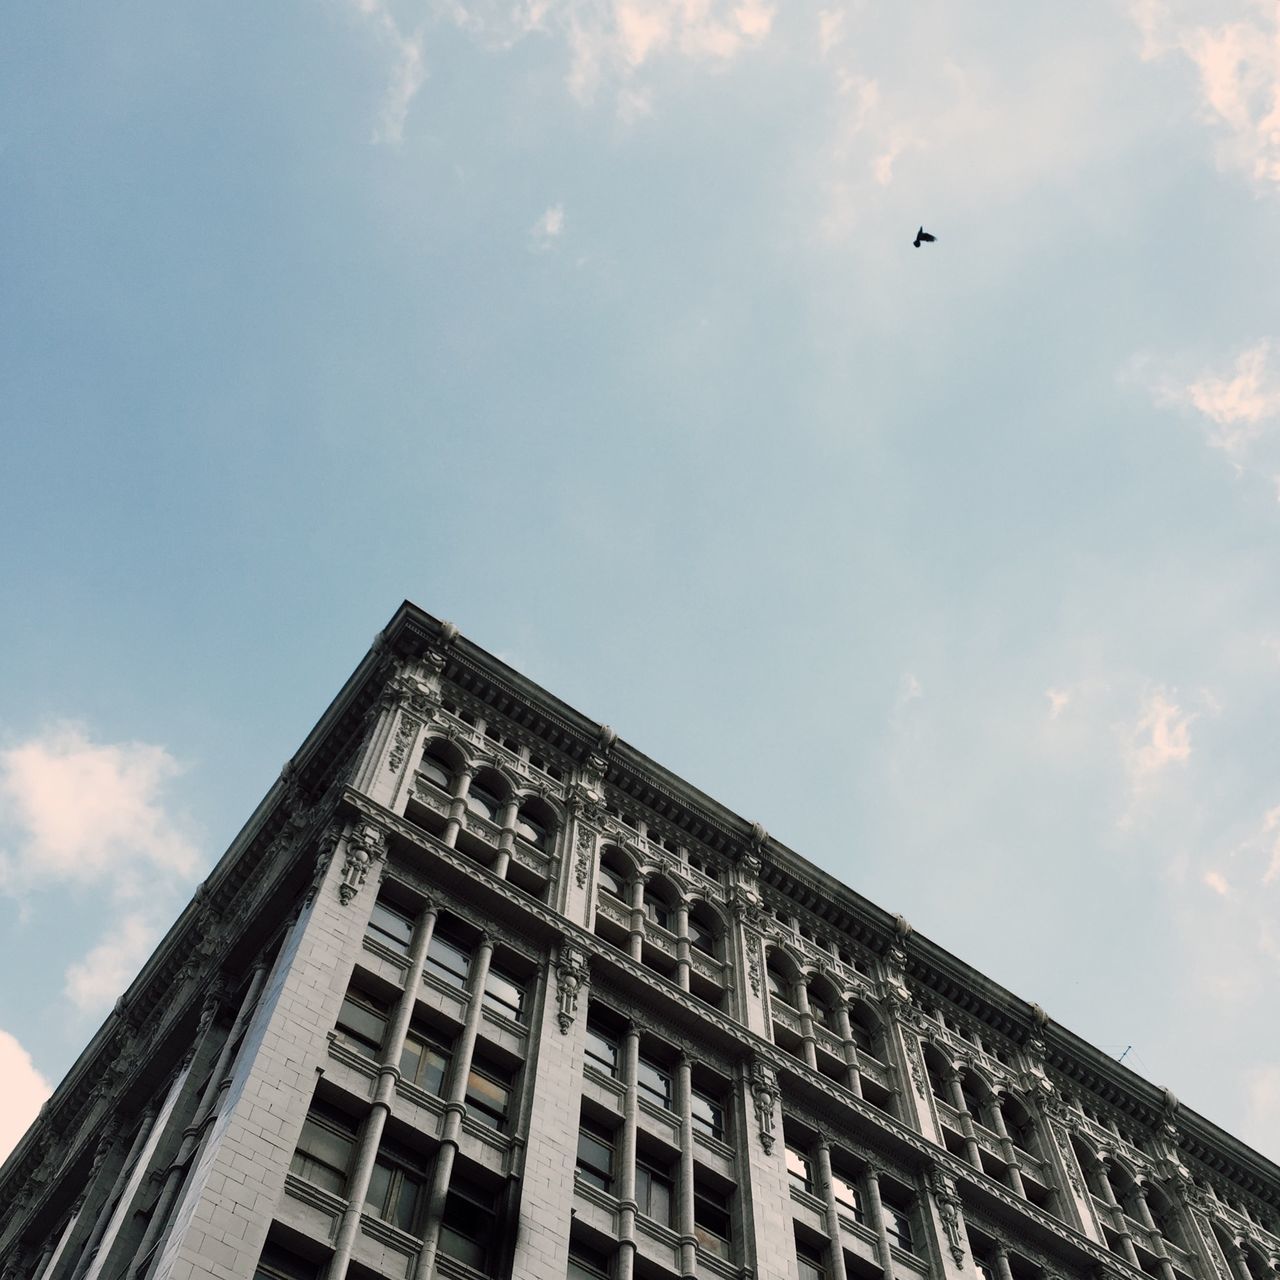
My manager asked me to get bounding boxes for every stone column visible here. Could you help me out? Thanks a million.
[946,1071,983,1171]
[1229,1241,1258,1280]
[65,1124,136,1280]
[860,1166,895,1280]
[736,1057,798,1280]
[627,878,646,963]
[794,982,819,1071]
[443,766,478,849]
[412,935,495,1280]
[1092,1158,1139,1267]
[987,1094,1026,1197]
[833,1005,863,1097]
[492,798,520,879]
[327,904,437,1280]
[1131,1185,1176,1280]
[993,1243,1016,1280]
[676,1055,697,1278]
[675,902,691,992]
[815,1141,849,1280]
[615,1024,642,1280]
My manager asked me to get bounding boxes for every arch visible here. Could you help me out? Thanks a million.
[420,735,465,790]
[466,766,513,822]
[765,945,803,1006]
[921,1042,955,1103]
[806,974,843,1031]
[1144,1180,1184,1248]
[959,1063,996,1120]
[1000,1091,1040,1155]
[643,873,682,931]
[597,845,638,901]
[847,998,885,1058]
[686,898,726,958]
[514,794,558,850]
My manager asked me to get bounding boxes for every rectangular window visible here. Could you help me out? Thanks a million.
[636,1057,672,1111]
[567,1242,614,1279]
[334,990,389,1060]
[635,1160,673,1226]
[253,1243,319,1280]
[483,966,527,1023]
[366,901,415,956]
[439,1174,498,1272]
[831,1167,862,1220]
[883,1203,914,1254]
[584,1024,619,1078]
[575,1121,614,1193]
[289,1103,356,1195]
[399,1027,450,1096]
[465,1061,514,1131]
[691,1088,725,1141]
[797,1249,827,1280]
[786,1146,814,1195]
[425,931,472,989]
[364,1142,428,1235]
[693,1184,732,1260]
[976,1259,998,1280]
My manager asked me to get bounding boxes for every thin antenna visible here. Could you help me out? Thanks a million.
[1117,1045,1132,1064]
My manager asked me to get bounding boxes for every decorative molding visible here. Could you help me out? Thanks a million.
[750,1057,779,1153]
[338,819,387,906]
[555,942,590,1033]
[906,1036,928,1100]
[928,1166,967,1266]
[574,824,597,890]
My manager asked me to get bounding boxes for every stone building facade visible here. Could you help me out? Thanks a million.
[2,601,1278,1280]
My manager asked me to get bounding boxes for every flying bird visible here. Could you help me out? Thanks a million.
[913,226,937,248]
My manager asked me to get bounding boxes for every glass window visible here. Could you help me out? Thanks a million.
[364,1143,427,1234]
[693,1184,732,1259]
[420,756,452,791]
[584,1025,619,1078]
[635,1161,673,1226]
[483,966,527,1023]
[809,996,832,1029]
[334,991,389,1059]
[797,1250,827,1280]
[787,1146,814,1195]
[254,1243,319,1280]
[366,901,415,956]
[883,1203,914,1254]
[636,1057,672,1111]
[516,811,547,848]
[848,1010,877,1056]
[438,1174,498,1271]
[568,1243,614,1279]
[575,1122,614,1192]
[831,1167,862,1220]
[597,865,626,900]
[425,932,471,989]
[976,1259,998,1280]
[466,784,502,823]
[465,1061,514,1131]
[687,917,716,955]
[767,965,789,1004]
[644,895,672,930]
[399,1028,450,1095]
[290,1104,356,1195]
[691,1088,725,1142]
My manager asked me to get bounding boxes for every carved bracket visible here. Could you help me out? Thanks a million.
[338,820,388,906]
[555,942,590,1033]
[750,1058,779,1153]
[928,1166,967,1267]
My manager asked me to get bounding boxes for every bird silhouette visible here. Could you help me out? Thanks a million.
[913,226,937,248]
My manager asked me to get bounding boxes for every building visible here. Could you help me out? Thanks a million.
[2,600,1278,1280]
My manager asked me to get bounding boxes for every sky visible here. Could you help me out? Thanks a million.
[2,0,1280,1169]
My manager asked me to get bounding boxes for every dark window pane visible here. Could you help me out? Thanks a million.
[636,1163,672,1225]
[687,919,716,955]
[637,1058,672,1110]
[400,1031,450,1095]
[576,1129,614,1192]
[597,866,626,900]
[691,1090,724,1141]
[644,897,672,930]
[483,967,526,1022]
[335,994,388,1058]
[516,813,547,848]
[420,757,452,790]
[584,1026,618,1077]
[366,901,414,956]
[426,934,471,988]
[466,1064,513,1130]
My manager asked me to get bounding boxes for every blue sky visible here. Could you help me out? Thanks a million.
[3,0,1280,1165]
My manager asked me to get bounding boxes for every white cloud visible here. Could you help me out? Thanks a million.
[1046,688,1071,719]
[0,1030,51,1164]
[352,1,427,145]
[0,723,199,895]
[1235,803,1280,884]
[1132,0,1280,188]
[1204,868,1231,895]
[1121,688,1194,814]
[818,8,845,59]
[1156,339,1280,455]
[530,203,566,249]
[63,913,163,1015]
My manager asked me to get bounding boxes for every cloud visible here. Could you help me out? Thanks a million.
[1235,803,1280,884]
[1121,688,1194,814]
[1204,868,1231,895]
[351,1,427,145]
[1174,340,1280,454]
[1046,688,1071,719]
[530,203,566,250]
[1132,0,1280,188]
[0,1030,51,1164]
[63,913,163,1015]
[0,723,199,895]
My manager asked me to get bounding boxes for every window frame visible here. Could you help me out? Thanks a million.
[424,931,472,990]
[636,1056,673,1112]
[691,1087,726,1142]
[575,1120,615,1193]
[365,900,415,957]
[334,988,390,1060]
[290,1104,357,1196]
[438,1173,499,1272]
[482,964,527,1024]
[584,1024,620,1079]
[634,1158,673,1226]
[398,1025,451,1096]
[465,1059,515,1131]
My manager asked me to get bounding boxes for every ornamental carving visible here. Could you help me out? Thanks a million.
[339,820,387,906]
[387,710,423,774]
[574,826,597,890]
[747,939,763,998]
[928,1167,967,1266]
[750,1058,779,1153]
[555,942,590,1033]
[906,1037,928,1100]
[1051,1123,1085,1196]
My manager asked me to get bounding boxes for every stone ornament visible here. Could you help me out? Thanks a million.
[555,942,590,1033]
[750,1058,779,1153]
[928,1166,967,1266]
[338,820,388,906]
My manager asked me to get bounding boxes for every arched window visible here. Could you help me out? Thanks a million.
[848,1003,882,1058]
[687,909,718,957]
[1003,1096,1039,1155]
[466,783,503,823]
[766,957,793,1006]
[644,883,675,931]
[515,798,555,850]
[923,1045,952,1103]
[598,864,627,900]
[420,756,452,791]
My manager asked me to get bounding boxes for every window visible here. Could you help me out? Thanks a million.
[399,1026,450,1095]
[687,917,716,956]
[366,900,415,956]
[694,1184,732,1259]
[365,1140,428,1234]
[644,894,673,931]
[597,865,627,900]
[637,1057,672,1111]
[808,994,833,1029]
[635,1160,673,1225]
[466,784,502,823]
[290,1103,356,1195]
[483,966,527,1023]
[253,1243,319,1280]
[439,1173,499,1272]
[848,1007,877,1056]
[767,964,790,1004]
[976,1258,998,1280]
[420,755,453,791]
[883,1202,914,1254]
[568,1242,614,1279]
[334,989,389,1060]
[516,811,548,849]
[691,1088,725,1142]
[787,1146,814,1195]
[797,1246,827,1280]
[831,1166,862,1221]
[465,1060,514,1131]
[585,1024,619,1078]
[425,931,471,989]
[576,1120,615,1193]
